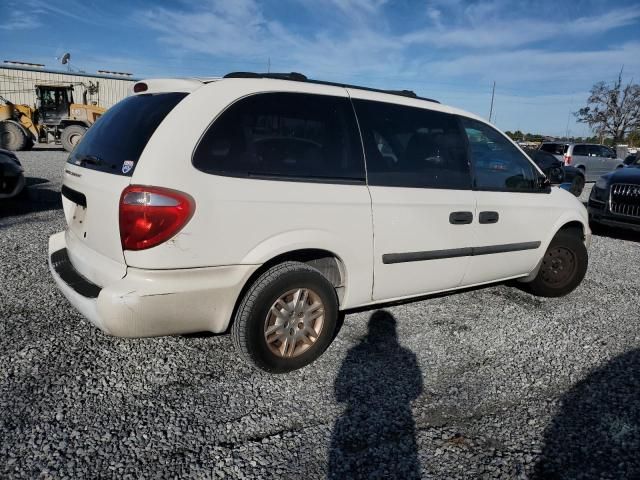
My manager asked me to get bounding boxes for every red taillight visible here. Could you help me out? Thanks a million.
[564,154,572,165]
[133,82,148,93]
[119,185,195,251]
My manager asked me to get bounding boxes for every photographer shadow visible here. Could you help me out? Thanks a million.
[328,310,423,480]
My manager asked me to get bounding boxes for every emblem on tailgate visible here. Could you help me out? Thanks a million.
[122,160,134,174]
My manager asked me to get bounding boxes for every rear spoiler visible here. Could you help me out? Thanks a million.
[131,78,220,95]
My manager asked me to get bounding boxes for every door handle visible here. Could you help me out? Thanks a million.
[449,211,473,225]
[479,211,499,224]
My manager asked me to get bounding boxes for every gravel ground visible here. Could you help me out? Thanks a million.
[1,148,639,479]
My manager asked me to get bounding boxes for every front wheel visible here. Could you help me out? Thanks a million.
[0,121,28,151]
[231,261,339,373]
[526,230,588,297]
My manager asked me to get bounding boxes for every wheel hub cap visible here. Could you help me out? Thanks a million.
[541,246,577,287]
[264,288,325,358]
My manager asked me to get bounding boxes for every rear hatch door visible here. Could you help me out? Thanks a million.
[61,92,188,286]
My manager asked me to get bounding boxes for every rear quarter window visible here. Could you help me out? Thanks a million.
[67,92,187,176]
[572,145,589,156]
[192,92,365,183]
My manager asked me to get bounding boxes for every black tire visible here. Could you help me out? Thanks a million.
[61,125,87,152]
[569,174,585,197]
[232,261,339,373]
[526,230,588,297]
[0,121,28,151]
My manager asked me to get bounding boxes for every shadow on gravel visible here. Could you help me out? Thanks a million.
[534,349,640,479]
[328,310,423,480]
[0,184,62,218]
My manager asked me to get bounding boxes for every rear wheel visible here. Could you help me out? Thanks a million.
[0,121,28,151]
[61,125,87,152]
[526,230,588,297]
[232,261,339,373]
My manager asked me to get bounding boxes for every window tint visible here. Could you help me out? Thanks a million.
[353,99,471,189]
[599,146,615,158]
[572,145,589,156]
[193,93,364,183]
[587,145,602,157]
[461,117,541,192]
[527,149,560,169]
[68,93,187,176]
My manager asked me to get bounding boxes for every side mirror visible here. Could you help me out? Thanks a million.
[538,176,551,191]
[548,167,564,184]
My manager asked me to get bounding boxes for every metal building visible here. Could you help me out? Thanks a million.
[0,62,137,109]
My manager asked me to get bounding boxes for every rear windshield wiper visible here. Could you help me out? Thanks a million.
[77,155,103,167]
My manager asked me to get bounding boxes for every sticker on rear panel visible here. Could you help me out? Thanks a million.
[122,160,134,174]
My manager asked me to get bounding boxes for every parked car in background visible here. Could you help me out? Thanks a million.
[524,148,585,197]
[539,142,568,160]
[0,148,25,199]
[588,155,640,232]
[540,143,624,181]
[49,72,591,373]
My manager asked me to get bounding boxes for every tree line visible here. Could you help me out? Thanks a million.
[505,70,640,147]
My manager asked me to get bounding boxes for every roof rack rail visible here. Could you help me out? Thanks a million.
[223,72,308,81]
[222,71,439,103]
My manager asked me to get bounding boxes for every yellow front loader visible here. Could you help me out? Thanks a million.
[0,84,106,152]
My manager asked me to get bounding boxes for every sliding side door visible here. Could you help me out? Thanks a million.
[351,95,477,302]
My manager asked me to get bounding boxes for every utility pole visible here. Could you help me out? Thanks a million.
[488,81,496,122]
[565,94,574,140]
[267,57,271,73]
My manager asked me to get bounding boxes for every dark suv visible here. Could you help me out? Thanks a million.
[589,155,640,232]
[524,148,585,197]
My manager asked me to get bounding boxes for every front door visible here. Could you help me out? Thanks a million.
[350,95,476,301]
[459,118,554,285]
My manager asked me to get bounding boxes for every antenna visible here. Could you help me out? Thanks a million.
[488,80,496,122]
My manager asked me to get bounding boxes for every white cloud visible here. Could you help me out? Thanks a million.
[0,15,41,31]
[403,5,640,48]
[131,0,640,135]
[427,42,640,85]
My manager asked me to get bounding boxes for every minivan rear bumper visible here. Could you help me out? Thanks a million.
[48,231,259,337]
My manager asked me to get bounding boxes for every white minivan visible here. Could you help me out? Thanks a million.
[49,73,590,372]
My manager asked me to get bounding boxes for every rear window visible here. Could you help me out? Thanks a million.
[540,143,567,155]
[67,92,187,176]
